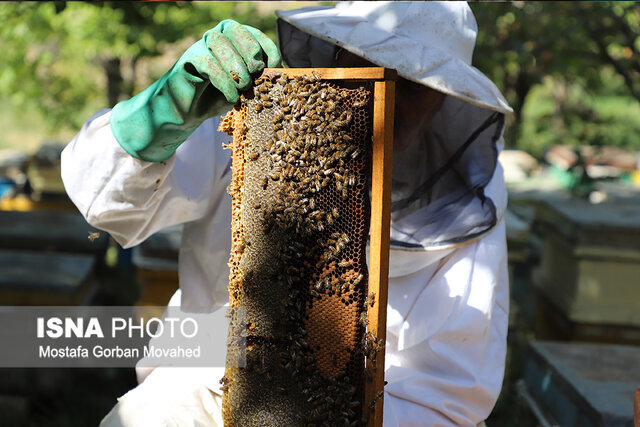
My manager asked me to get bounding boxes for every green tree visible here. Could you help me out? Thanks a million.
[0,1,278,130]
[471,2,640,154]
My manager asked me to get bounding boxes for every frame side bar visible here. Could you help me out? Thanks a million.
[365,79,395,427]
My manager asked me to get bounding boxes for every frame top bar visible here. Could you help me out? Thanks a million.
[263,67,397,81]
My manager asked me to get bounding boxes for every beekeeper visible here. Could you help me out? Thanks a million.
[62,2,511,426]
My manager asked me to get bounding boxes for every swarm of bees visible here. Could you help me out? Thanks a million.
[219,71,384,426]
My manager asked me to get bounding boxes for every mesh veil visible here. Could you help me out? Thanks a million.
[278,20,505,249]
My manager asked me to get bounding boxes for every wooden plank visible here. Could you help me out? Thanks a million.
[263,67,397,81]
[366,79,395,427]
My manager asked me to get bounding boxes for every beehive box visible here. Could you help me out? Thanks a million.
[521,341,640,427]
[532,197,640,337]
[132,226,181,306]
[0,210,108,256]
[0,250,96,305]
[218,68,395,427]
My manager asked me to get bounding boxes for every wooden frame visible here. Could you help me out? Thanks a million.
[264,67,396,427]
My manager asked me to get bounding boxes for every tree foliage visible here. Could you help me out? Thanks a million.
[471,2,640,155]
[0,1,278,129]
[1,2,639,157]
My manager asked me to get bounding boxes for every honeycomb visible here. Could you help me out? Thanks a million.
[219,71,383,426]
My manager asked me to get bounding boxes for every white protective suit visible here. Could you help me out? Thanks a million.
[61,2,511,426]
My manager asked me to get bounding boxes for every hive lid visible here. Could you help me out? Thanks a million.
[0,250,94,291]
[0,210,108,255]
[524,341,640,427]
[535,197,640,252]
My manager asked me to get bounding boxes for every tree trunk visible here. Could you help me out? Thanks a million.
[126,57,138,99]
[505,71,534,147]
[103,57,123,107]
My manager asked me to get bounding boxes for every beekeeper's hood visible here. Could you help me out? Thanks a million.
[276,2,512,251]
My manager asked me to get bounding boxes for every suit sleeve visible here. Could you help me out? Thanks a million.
[61,109,232,248]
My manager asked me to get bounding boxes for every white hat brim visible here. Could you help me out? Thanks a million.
[276,6,513,115]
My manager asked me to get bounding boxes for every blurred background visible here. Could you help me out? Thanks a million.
[0,1,639,426]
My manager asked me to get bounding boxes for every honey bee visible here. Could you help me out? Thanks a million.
[323,168,334,176]
[260,176,269,190]
[352,99,367,108]
[272,112,284,123]
[366,292,375,307]
[368,390,384,409]
[88,231,100,242]
[338,260,352,268]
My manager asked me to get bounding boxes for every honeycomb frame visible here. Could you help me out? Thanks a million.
[219,67,396,427]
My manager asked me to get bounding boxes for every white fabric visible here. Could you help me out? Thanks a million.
[100,367,224,427]
[61,109,233,310]
[276,2,513,115]
[62,111,508,426]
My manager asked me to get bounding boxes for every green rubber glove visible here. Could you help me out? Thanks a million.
[110,20,281,162]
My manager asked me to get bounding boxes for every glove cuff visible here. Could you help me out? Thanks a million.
[110,79,201,162]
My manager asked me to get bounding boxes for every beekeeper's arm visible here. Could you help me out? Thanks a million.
[61,21,280,247]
